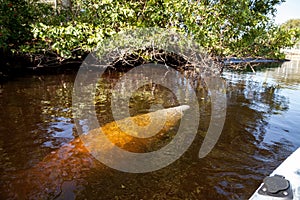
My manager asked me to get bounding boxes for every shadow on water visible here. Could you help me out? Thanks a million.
[0,59,300,199]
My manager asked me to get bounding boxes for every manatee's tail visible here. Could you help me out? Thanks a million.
[1,138,97,199]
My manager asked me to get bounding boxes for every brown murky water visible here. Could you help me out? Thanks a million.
[1,58,300,199]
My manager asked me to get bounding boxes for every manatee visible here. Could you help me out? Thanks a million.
[2,105,189,199]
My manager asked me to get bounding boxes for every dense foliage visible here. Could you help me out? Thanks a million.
[1,0,299,67]
[281,19,300,30]
[0,0,53,51]
[281,19,300,44]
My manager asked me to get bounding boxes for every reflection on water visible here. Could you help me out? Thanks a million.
[0,59,300,199]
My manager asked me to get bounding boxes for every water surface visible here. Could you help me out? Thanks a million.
[0,59,300,199]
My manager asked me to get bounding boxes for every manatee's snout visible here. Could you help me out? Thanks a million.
[156,105,190,113]
[178,105,190,111]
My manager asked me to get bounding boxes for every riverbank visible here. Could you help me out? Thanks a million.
[0,52,290,82]
[0,52,82,82]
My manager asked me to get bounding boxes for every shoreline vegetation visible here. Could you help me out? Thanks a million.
[0,50,291,82]
[1,0,300,81]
